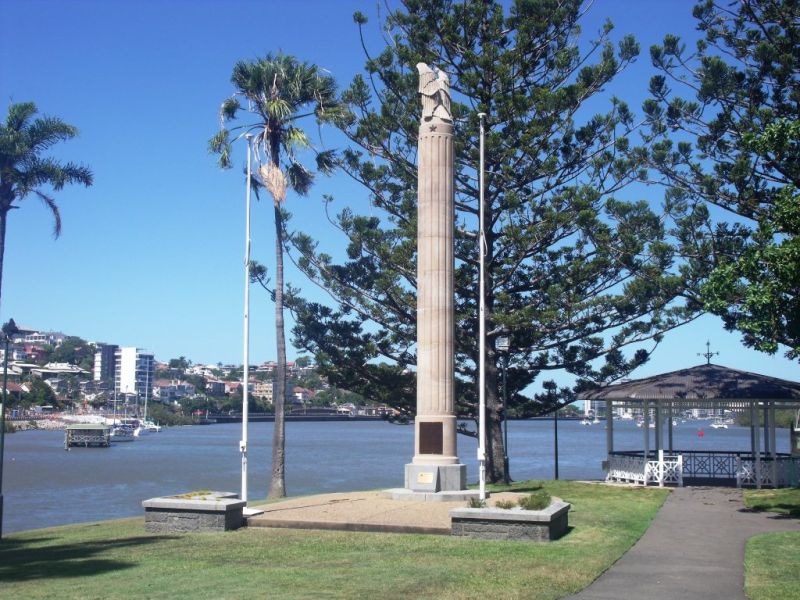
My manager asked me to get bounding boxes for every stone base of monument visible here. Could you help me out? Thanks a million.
[382,463,480,502]
[142,491,245,533]
[383,488,481,502]
[450,499,571,542]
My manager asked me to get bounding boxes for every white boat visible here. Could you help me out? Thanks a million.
[109,424,136,442]
[592,417,600,425]
[108,390,135,442]
[141,419,161,432]
[119,418,146,437]
[710,418,728,429]
[580,419,592,426]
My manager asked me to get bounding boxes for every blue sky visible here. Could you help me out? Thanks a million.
[1,0,797,387]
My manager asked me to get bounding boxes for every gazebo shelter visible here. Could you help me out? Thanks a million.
[580,364,800,489]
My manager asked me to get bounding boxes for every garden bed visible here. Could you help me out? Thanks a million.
[450,497,571,541]
[142,491,245,533]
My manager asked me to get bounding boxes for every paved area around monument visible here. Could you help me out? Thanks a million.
[247,490,526,535]
[568,486,800,600]
[249,486,799,599]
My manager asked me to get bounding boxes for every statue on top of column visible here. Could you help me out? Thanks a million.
[417,63,452,123]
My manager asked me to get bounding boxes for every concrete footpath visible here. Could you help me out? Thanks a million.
[568,486,799,600]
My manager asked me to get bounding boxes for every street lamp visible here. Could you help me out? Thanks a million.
[1,318,19,538]
[497,335,510,484]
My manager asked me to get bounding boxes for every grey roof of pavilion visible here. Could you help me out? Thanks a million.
[580,364,800,402]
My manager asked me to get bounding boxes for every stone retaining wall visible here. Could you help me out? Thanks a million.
[142,493,245,533]
[450,499,570,542]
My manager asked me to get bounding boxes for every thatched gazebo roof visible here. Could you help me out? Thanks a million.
[581,364,800,406]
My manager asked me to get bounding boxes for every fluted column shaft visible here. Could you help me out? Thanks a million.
[414,119,457,465]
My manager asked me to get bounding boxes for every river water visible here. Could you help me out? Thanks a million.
[2,419,790,534]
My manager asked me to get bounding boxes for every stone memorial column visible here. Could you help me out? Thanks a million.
[403,63,466,493]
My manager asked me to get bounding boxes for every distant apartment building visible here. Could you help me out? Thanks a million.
[115,347,155,402]
[93,344,119,382]
[18,345,48,362]
[253,380,273,403]
[32,363,88,379]
[224,381,242,395]
[11,329,66,347]
[153,379,196,402]
[292,386,314,404]
[205,380,226,396]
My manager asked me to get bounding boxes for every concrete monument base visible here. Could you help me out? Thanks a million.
[404,462,466,492]
[382,488,481,502]
[381,462,478,502]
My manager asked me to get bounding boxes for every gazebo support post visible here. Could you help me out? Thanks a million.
[655,402,662,454]
[750,401,756,456]
[770,401,777,460]
[643,400,650,485]
[769,401,777,484]
[668,401,674,453]
[605,400,613,455]
[754,402,762,489]
[763,403,770,455]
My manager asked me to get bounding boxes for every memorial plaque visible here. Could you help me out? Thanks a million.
[417,471,434,484]
[419,422,443,454]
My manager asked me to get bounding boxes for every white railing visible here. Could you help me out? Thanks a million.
[606,453,683,487]
[736,456,799,488]
[608,451,798,488]
[606,454,648,485]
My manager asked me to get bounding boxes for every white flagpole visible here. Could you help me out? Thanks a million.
[478,112,487,501]
[240,134,253,504]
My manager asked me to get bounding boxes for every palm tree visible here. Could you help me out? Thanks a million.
[0,102,93,313]
[210,54,348,498]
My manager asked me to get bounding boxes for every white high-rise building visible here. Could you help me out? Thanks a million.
[115,347,155,402]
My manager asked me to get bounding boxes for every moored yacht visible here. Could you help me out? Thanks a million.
[109,424,136,442]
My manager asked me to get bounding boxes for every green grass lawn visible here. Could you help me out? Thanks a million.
[0,481,668,600]
[743,488,800,600]
[743,487,800,517]
[745,532,800,600]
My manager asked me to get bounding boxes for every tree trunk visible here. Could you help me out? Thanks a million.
[268,203,287,498]
[485,356,508,484]
[482,204,508,484]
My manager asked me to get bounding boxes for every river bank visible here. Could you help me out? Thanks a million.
[6,418,67,431]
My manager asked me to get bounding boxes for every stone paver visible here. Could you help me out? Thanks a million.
[568,486,799,600]
[246,490,525,535]
[247,491,456,534]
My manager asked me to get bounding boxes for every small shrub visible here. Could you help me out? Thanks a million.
[494,499,516,510]
[172,490,214,499]
[467,497,486,508]
[518,490,551,511]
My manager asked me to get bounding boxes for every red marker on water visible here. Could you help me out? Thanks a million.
[698,429,704,438]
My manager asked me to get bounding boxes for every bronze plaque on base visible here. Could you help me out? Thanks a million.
[419,422,443,454]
